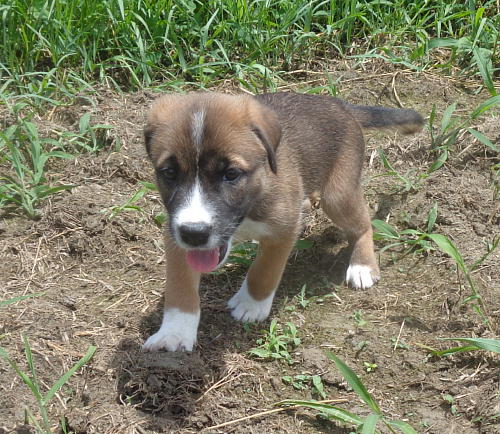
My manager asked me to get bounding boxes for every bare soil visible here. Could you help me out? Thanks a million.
[1,65,499,433]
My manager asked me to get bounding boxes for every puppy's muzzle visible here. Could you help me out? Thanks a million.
[178,222,212,247]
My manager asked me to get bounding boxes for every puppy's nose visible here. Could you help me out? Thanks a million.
[179,223,212,246]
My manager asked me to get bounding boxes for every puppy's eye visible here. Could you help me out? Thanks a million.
[160,167,177,181]
[223,168,242,182]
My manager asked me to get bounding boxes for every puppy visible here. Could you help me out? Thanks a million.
[142,92,423,351]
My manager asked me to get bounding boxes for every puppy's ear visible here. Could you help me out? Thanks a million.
[144,124,154,160]
[248,101,281,174]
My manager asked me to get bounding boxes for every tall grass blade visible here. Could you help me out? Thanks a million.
[439,337,500,354]
[326,352,381,414]
[361,413,380,433]
[386,419,419,434]
[43,345,97,405]
[0,293,43,307]
[278,399,363,426]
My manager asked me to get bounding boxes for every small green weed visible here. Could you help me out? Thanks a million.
[249,319,301,365]
[390,337,411,350]
[295,284,315,309]
[1,296,96,432]
[228,238,312,268]
[285,283,334,313]
[442,394,460,416]
[353,310,367,327]
[374,148,424,192]
[280,352,417,433]
[282,374,326,399]
[0,120,74,218]
[0,293,43,308]
[60,113,114,153]
[108,181,166,226]
[374,210,498,328]
[364,362,378,373]
[372,203,439,256]
[428,96,499,173]
[0,337,96,433]
[227,241,259,266]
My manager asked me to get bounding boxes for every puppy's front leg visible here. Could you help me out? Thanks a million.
[143,233,201,352]
[228,236,295,322]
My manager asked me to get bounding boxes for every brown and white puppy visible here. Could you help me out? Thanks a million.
[142,92,423,352]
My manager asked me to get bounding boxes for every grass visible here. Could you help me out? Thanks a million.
[373,205,499,328]
[280,352,418,433]
[1,1,498,93]
[428,96,500,173]
[0,118,74,218]
[421,337,500,357]
[249,318,301,365]
[0,295,96,431]
[0,338,96,433]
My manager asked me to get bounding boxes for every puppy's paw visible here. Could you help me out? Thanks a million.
[346,264,380,289]
[142,309,200,352]
[228,279,275,322]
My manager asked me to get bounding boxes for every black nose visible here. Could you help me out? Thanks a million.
[178,223,211,246]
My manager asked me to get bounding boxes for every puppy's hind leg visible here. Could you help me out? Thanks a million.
[228,235,296,322]
[321,167,380,289]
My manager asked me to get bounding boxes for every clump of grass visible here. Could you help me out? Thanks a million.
[249,319,301,365]
[1,295,96,432]
[373,207,499,329]
[282,374,326,399]
[0,337,96,433]
[280,352,418,433]
[59,113,114,153]
[0,293,43,308]
[108,181,166,226]
[428,96,499,172]
[372,203,439,256]
[374,148,425,193]
[0,119,74,218]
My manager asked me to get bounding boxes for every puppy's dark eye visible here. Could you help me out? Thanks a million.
[223,168,242,182]
[160,167,177,181]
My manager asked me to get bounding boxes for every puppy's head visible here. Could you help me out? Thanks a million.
[144,92,281,273]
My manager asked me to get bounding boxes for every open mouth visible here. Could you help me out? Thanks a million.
[185,243,229,273]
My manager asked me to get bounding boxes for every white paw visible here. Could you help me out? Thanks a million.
[346,264,379,289]
[142,309,200,352]
[228,279,275,322]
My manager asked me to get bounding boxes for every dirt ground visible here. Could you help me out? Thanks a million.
[1,64,499,433]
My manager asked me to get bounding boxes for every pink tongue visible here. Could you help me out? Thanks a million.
[186,248,220,273]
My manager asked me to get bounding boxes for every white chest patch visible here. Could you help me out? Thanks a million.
[234,218,272,241]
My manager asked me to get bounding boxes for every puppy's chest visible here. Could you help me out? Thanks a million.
[234,218,272,241]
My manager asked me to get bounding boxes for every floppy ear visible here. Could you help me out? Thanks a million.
[248,101,281,174]
[144,123,154,159]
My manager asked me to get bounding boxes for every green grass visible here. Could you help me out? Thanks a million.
[373,206,499,328]
[280,352,418,433]
[0,118,74,218]
[1,295,96,432]
[0,337,96,433]
[249,318,301,365]
[1,0,498,94]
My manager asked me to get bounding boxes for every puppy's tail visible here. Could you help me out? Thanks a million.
[346,104,424,135]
